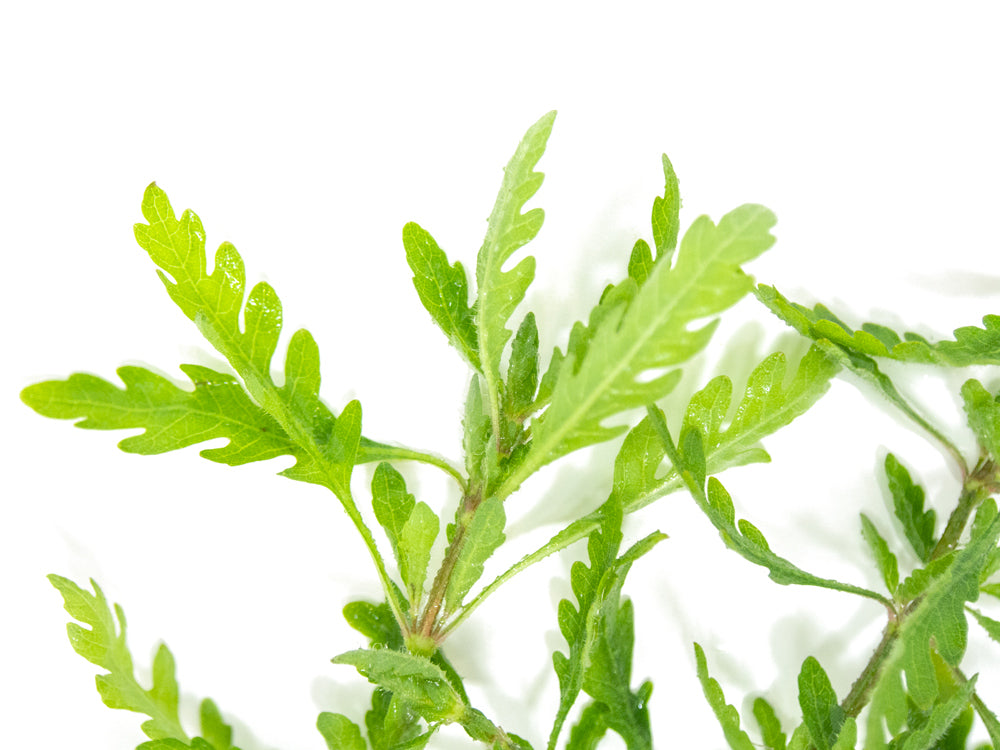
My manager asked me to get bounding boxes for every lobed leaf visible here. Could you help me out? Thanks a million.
[49,575,241,748]
[693,643,757,750]
[797,656,845,750]
[402,221,480,368]
[884,454,937,564]
[859,514,900,595]
[371,462,417,561]
[317,712,366,750]
[961,379,1000,462]
[476,111,556,430]
[752,697,787,750]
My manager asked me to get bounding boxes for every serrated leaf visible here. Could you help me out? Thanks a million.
[318,712,366,750]
[694,643,757,750]
[753,697,786,750]
[548,496,664,750]
[332,649,466,724]
[505,312,540,421]
[968,606,1000,643]
[962,379,1000,461]
[476,111,556,428]
[371,462,416,578]
[398,502,439,604]
[444,496,506,612]
[884,454,937,563]
[797,656,845,750]
[860,514,900,594]
[402,221,480,368]
[519,202,776,488]
[49,575,242,748]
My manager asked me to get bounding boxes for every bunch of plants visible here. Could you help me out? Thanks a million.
[22,112,1000,749]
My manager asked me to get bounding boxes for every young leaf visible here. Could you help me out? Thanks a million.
[505,312,540,422]
[797,656,845,750]
[509,202,777,495]
[651,153,681,259]
[859,514,900,595]
[627,240,655,286]
[398,502,439,605]
[898,676,977,750]
[884,454,936,563]
[565,702,610,750]
[371,462,417,558]
[968,606,1000,644]
[317,712,366,750]
[49,575,241,748]
[961,379,1000,461]
[331,649,466,724]
[476,111,556,434]
[402,221,480,369]
[444,496,506,613]
[693,643,757,750]
[752,697,787,750]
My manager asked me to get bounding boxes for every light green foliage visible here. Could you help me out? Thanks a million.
[527,202,776,474]
[49,575,240,749]
[549,498,664,750]
[962,379,1000,461]
[475,111,556,433]
[884,454,937,563]
[444,496,506,613]
[753,697,787,750]
[797,656,845,750]
[860,514,900,595]
[694,643,757,750]
[403,221,481,369]
[28,113,1000,750]
[318,713,367,750]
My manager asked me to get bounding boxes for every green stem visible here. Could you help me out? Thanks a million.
[840,618,900,718]
[930,459,995,561]
[378,445,467,493]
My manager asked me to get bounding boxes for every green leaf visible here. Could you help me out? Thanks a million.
[344,599,405,650]
[860,514,900,595]
[899,676,977,750]
[651,153,681,259]
[402,221,480,369]
[398,502,439,605]
[752,697,787,750]
[463,375,491,485]
[961,379,1000,461]
[884,454,937,563]
[647,407,889,604]
[444,496,506,613]
[693,643,757,750]
[968,606,1000,643]
[515,202,776,490]
[49,575,241,748]
[371,462,416,559]
[867,513,1000,746]
[476,111,556,433]
[831,718,856,750]
[318,712,366,750]
[627,240,655,286]
[505,312,540,422]
[797,656,845,750]
[331,649,466,724]
[365,690,430,750]
[565,702,610,750]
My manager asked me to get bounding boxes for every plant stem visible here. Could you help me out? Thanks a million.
[840,617,900,718]
[930,458,996,561]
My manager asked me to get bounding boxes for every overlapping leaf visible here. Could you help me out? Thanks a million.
[516,201,776,495]
[49,575,241,749]
[548,498,664,750]
[755,286,1000,366]
[797,657,845,750]
[476,111,556,427]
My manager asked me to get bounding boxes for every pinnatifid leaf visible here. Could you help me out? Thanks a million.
[444,496,506,613]
[860,514,900,595]
[694,643,757,750]
[518,202,776,491]
[49,575,241,748]
[476,111,556,429]
[402,221,480,368]
[961,379,1000,462]
[797,656,845,750]
[884,454,937,563]
[318,712,366,750]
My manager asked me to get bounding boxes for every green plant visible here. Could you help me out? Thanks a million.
[21,111,1000,749]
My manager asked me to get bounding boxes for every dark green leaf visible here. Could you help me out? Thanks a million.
[402,221,480,368]
[899,676,976,750]
[961,379,1000,461]
[752,697,786,750]
[797,656,844,750]
[343,599,404,650]
[884,454,936,563]
[565,702,610,750]
[505,312,540,421]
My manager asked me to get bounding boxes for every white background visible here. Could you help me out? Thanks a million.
[4,3,1000,748]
